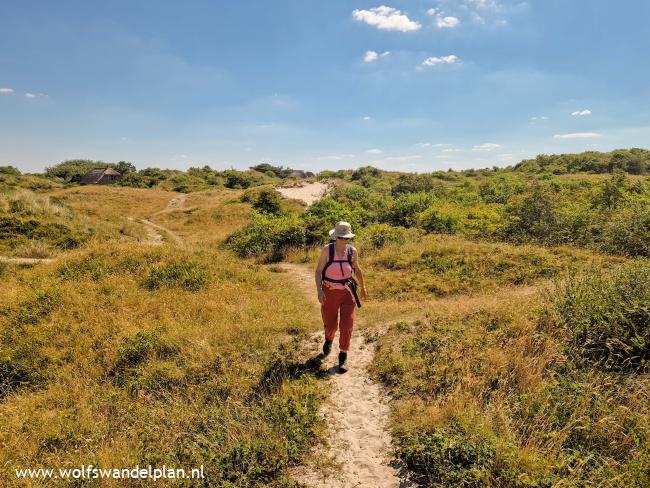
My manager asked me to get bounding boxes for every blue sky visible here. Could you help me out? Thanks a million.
[1,0,649,173]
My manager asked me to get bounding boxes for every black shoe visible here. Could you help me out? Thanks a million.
[322,339,333,357]
[338,352,348,369]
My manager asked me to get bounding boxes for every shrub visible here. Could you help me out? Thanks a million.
[111,329,180,387]
[45,159,107,183]
[300,198,358,246]
[592,171,628,209]
[223,170,258,189]
[225,213,306,259]
[600,203,650,257]
[383,192,436,228]
[253,188,284,215]
[392,174,441,195]
[457,205,507,238]
[0,351,48,399]
[504,185,559,244]
[351,166,381,180]
[0,165,21,176]
[361,223,409,248]
[396,424,497,486]
[547,261,650,373]
[144,261,209,291]
[0,217,83,250]
[418,204,458,234]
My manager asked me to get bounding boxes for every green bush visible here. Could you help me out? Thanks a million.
[383,192,436,228]
[300,198,358,246]
[418,204,458,234]
[45,159,107,183]
[547,261,650,372]
[361,223,410,248]
[0,217,84,250]
[144,261,209,291]
[504,185,559,244]
[0,350,48,400]
[0,166,21,176]
[252,188,284,215]
[223,170,258,189]
[600,203,650,257]
[111,329,180,388]
[225,213,306,259]
[396,424,497,486]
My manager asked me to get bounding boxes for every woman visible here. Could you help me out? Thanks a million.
[314,221,367,370]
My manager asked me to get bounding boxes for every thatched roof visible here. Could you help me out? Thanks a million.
[80,167,122,184]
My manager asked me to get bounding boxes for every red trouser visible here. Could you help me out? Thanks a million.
[321,283,356,352]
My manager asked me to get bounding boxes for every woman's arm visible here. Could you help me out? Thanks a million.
[352,248,367,301]
[315,247,328,304]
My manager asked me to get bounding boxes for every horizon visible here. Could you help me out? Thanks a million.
[2,1,649,173]
[8,146,650,176]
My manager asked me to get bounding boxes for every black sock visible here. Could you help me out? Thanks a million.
[338,351,347,365]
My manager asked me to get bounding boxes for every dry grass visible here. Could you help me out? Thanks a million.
[366,262,649,487]
[0,185,326,487]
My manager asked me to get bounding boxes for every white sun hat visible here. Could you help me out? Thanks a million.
[328,221,356,239]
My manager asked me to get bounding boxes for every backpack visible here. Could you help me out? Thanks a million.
[321,241,353,283]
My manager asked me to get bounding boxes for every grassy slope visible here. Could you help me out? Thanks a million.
[0,185,325,487]
[361,242,648,486]
[285,222,647,486]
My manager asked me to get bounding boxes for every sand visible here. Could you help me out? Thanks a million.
[276,182,328,206]
[280,263,414,488]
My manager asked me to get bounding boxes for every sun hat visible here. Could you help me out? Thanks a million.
[329,221,356,239]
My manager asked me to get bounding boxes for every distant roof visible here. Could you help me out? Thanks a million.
[81,166,121,183]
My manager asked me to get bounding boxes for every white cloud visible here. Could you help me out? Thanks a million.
[0,87,15,94]
[472,143,501,151]
[530,116,549,122]
[352,6,421,32]
[362,116,372,121]
[466,0,502,11]
[436,15,460,28]
[443,148,463,152]
[553,132,601,139]
[364,50,379,62]
[372,154,423,163]
[366,148,383,154]
[319,154,356,161]
[381,51,391,57]
[421,55,458,66]
[571,109,592,116]
[426,8,460,28]
[24,92,37,98]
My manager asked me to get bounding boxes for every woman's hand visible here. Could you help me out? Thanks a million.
[360,287,367,301]
[318,289,326,305]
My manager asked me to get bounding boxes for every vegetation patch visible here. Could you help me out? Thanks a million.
[544,260,650,373]
[143,260,210,291]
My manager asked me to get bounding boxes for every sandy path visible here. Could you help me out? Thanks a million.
[141,219,183,246]
[279,263,413,488]
[165,193,187,209]
[276,182,328,206]
[0,256,54,265]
